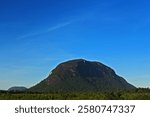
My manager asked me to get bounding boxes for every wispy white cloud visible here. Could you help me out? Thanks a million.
[17,21,74,40]
[47,21,72,32]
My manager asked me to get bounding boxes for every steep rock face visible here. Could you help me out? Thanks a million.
[30,59,135,92]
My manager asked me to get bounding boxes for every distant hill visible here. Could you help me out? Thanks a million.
[29,59,136,92]
[8,86,27,92]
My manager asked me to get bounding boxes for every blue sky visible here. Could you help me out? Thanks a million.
[0,0,150,90]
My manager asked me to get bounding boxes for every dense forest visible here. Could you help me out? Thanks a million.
[0,88,150,100]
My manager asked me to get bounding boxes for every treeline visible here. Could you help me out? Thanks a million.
[0,88,150,100]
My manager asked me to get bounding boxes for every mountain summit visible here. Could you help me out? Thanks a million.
[30,59,135,92]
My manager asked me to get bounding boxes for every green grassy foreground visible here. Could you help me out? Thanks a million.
[0,88,150,100]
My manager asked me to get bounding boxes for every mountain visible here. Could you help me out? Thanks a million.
[29,59,135,92]
[8,86,27,92]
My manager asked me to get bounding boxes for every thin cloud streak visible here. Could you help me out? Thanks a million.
[17,21,73,40]
[47,21,72,32]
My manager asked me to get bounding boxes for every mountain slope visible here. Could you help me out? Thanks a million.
[29,59,135,92]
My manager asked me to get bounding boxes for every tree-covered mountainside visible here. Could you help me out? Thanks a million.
[29,59,135,92]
